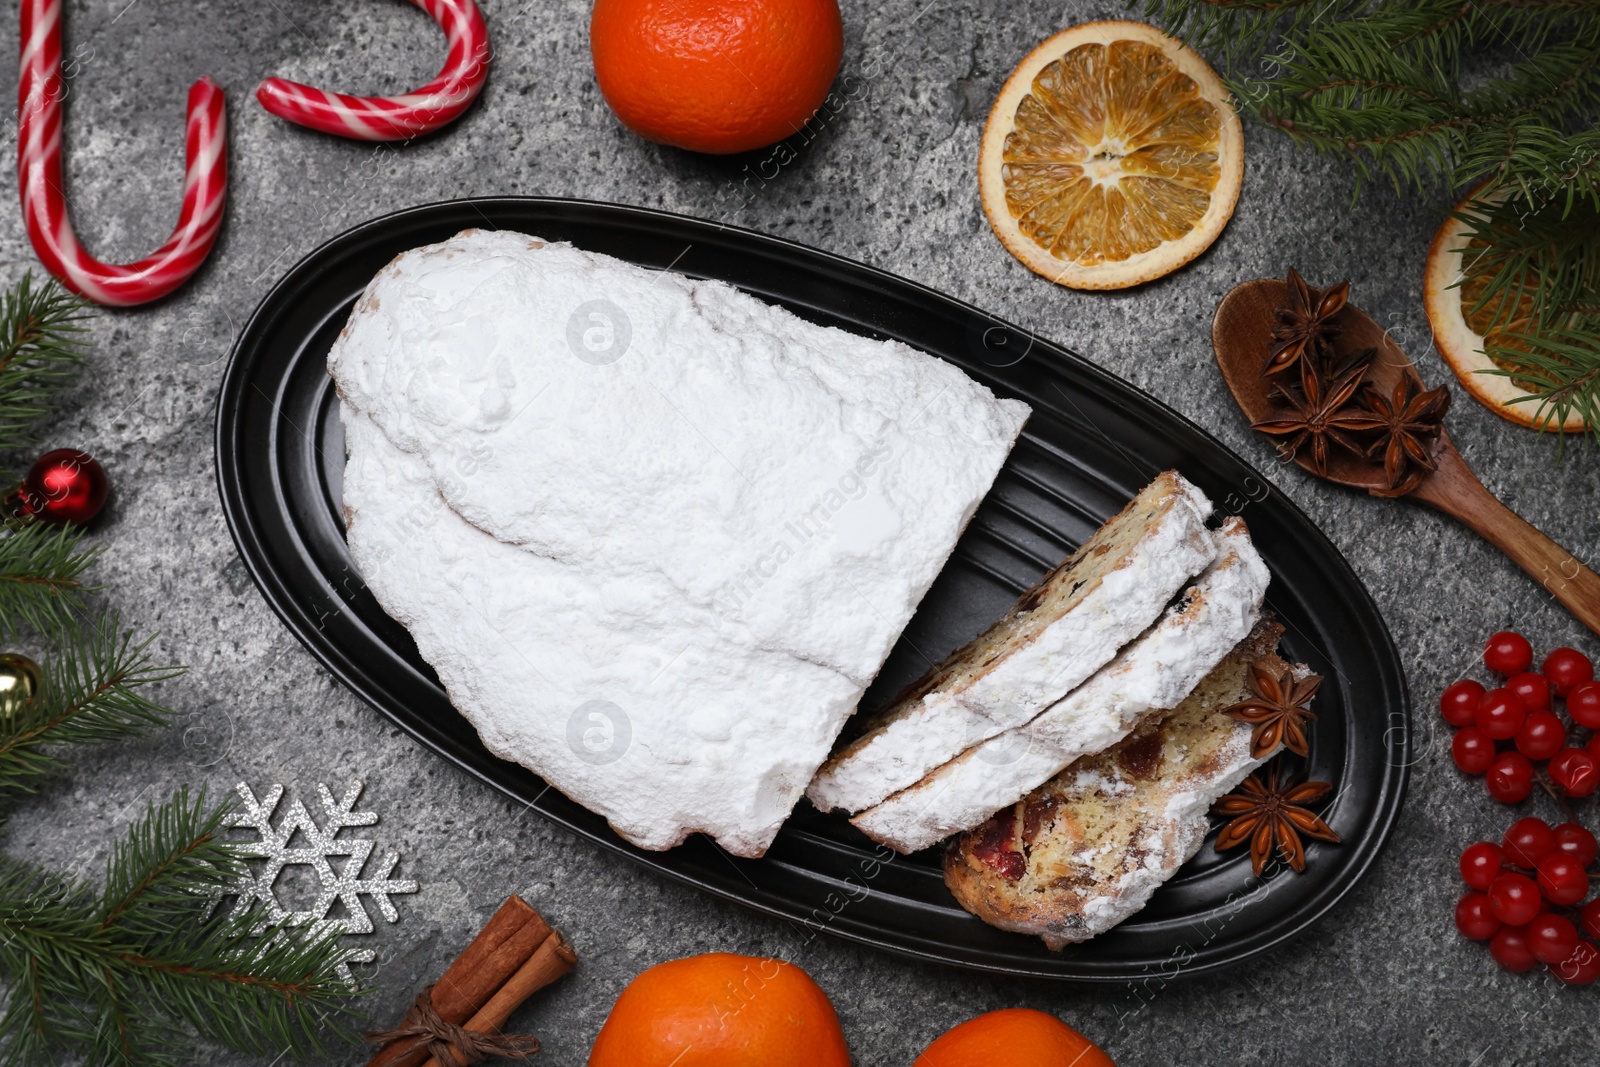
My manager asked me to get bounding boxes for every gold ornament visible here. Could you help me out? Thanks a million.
[0,652,43,719]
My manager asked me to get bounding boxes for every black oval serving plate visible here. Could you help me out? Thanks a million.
[216,197,1408,983]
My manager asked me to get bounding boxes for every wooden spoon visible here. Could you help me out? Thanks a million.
[1214,278,1600,638]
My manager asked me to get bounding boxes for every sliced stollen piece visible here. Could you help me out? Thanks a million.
[807,471,1217,816]
[850,517,1268,854]
[943,620,1292,949]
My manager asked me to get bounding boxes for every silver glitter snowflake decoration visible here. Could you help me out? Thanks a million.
[218,780,417,980]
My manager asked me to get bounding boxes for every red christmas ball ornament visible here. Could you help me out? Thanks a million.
[16,449,108,525]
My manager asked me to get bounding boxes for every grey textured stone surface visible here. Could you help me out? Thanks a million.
[2,1,1598,1064]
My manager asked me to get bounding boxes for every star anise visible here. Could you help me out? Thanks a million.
[1359,377,1452,495]
[1268,267,1351,386]
[1212,764,1341,877]
[1252,364,1385,476]
[1326,345,1378,384]
[1224,661,1323,759]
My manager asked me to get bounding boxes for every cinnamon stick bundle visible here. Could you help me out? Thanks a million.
[366,896,553,1067]
[419,932,578,1067]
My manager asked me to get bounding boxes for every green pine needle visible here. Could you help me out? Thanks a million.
[0,273,89,456]
[1458,125,1600,210]
[1483,327,1600,441]
[0,270,356,1064]
[1144,0,1600,444]
[0,616,182,801]
[1446,192,1600,443]
[0,522,100,642]
[0,791,356,1067]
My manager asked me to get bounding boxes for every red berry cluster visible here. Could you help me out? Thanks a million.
[1441,632,1599,803]
[1456,817,1600,984]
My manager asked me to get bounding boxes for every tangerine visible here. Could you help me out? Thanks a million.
[587,952,851,1067]
[914,1008,1116,1067]
[589,0,844,154]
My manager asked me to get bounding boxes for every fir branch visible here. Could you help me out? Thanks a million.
[0,791,355,1066]
[0,617,181,801]
[1243,9,1600,190]
[0,269,354,1064]
[133,907,354,1059]
[1457,125,1600,205]
[1444,192,1600,442]
[0,523,99,642]
[1451,193,1600,329]
[1464,31,1600,133]
[0,274,89,457]
[1149,0,1600,193]
[99,791,249,936]
[1146,0,1600,444]
[1483,326,1600,438]
[0,858,89,1063]
[1141,0,1340,66]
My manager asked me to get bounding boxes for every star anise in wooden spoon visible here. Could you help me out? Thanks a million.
[1215,274,1600,638]
[1360,377,1452,496]
[1267,267,1350,386]
[1213,764,1341,877]
[1224,661,1322,759]
[1251,364,1385,477]
[1325,344,1378,385]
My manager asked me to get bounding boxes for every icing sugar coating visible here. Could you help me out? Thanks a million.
[852,520,1269,854]
[332,229,1031,685]
[332,230,1030,856]
[808,475,1217,814]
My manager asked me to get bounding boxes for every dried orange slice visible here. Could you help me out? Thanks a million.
[1423,192,1589,431]
[979,20,1243,290]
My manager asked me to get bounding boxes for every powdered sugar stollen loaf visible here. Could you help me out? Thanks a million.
[807,472,1217,816]
[342,413,863,855]
[850,518,1268,854]
[943,620,1290,949]
[333,230,1030,857]
[331,229,1030,687]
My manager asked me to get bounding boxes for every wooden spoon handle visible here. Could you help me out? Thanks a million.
[1412,444,1600,637]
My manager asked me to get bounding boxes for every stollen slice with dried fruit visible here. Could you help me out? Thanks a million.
[978,20,1244,290]
[942,618,1291,949]
[807,471,1217,817]
[1423,190,1589,432]
[851,518,1268,855]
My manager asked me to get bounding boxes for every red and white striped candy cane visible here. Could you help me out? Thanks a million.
[256,0,490,142]
[17,0,227,307]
